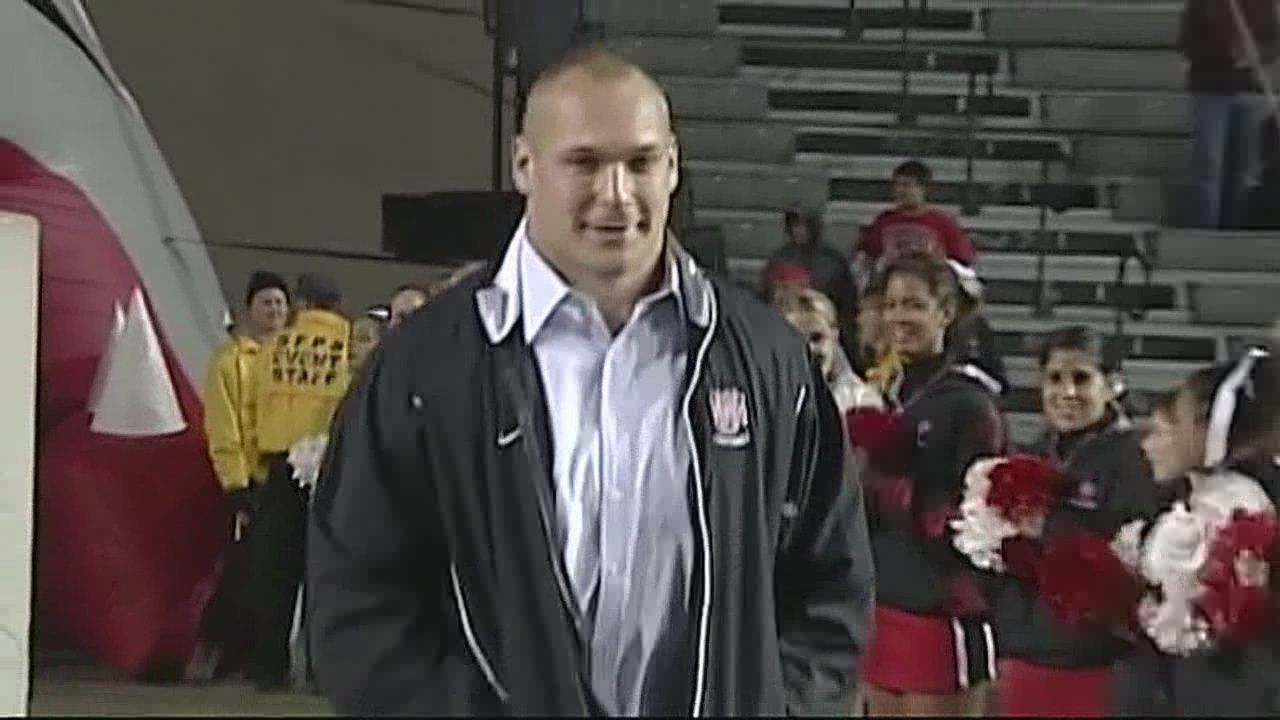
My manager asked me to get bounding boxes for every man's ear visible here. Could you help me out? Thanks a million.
[665,136,680,195]
[512,135,533,195]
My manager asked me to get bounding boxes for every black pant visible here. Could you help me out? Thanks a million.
[246,454,308,687]
[198,494,257,675]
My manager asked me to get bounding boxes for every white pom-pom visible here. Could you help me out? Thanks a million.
[1138,594,1212,656]
[288,433,329,491]
[1141,502,1210,593]
[1111,519,1147,572]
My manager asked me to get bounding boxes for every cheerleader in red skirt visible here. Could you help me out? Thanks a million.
[989,326,1156,717]
[853,251,1005,716]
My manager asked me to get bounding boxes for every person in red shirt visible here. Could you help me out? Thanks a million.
[855,160,976,273]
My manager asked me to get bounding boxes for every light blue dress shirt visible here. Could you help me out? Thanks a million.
[512,232,695,716]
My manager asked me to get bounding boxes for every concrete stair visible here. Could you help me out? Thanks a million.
[587,0,1278,447]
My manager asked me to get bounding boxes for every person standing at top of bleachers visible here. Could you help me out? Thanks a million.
[1180,0,1278,229]
[854,160,976,280]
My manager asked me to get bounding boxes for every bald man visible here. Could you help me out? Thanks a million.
[307,48,873,717]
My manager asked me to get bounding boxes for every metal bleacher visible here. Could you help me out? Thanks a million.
[582,0,1280,445]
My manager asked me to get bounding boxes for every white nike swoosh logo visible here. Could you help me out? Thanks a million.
[497,427,522,447]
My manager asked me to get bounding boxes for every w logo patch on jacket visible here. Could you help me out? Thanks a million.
[710,387,750,448]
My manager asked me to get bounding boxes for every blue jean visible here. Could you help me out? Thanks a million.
[1188,93,1259,229]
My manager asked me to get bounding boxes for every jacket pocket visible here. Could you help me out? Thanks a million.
[449,563,510,703]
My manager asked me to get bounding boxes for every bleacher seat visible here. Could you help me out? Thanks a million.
[1041,91,1190,134]
[679,121,796,164]
[685,160,828,212]
[984,5,1180,48]
[1012,49,1182,91]
[1071,135,1185,178]
[664,76,771,120]
[605,35,741,76]
[1155,230,1280,272]
[1190,283,1280,327]
[719,3,977,35]
[740,40,999,77]
[583,0,719,36]
[768,86,1033,120]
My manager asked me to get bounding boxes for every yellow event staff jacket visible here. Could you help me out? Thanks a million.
[252,308,353,455]
[203,334,268,493]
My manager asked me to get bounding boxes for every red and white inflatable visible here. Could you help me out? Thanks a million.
[2,0,233,675]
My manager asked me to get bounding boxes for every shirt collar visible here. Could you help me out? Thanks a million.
[479,215,701,345]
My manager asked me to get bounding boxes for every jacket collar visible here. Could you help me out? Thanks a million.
[475,216,714,345]
[292,307,349,333]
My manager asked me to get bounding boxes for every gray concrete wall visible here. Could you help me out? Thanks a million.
[85,0,510,310]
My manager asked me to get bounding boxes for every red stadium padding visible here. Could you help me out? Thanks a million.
[1,139,226,675]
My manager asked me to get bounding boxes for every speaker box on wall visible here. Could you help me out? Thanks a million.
[382,191,525,265]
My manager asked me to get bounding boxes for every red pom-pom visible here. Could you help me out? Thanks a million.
[986,454,1061,526]
[1038,531,1140,629]
[847,407,906,472]
[1198,580,1274,646]
[1214,511,1280,561]
[1196,511,1280,645]
[1001,537,1045,583]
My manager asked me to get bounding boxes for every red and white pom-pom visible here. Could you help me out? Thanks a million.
[986,454,1061,528]
[847,407,906,473]
[952,455,1060,573]
[1038,531,1142,630]
[1134,481,1280,655]
[1137,502,1216,655]
[1195,510,1280,646]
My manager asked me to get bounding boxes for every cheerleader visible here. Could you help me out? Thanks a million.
[990,326,1156,717]
[858,251,1005,716]
[1112,350,1280,716]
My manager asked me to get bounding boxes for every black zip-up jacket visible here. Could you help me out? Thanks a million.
[870,355,1005,616]
[993,414,1156,668]
[1112,458,1280,716]
[305,246,875,716]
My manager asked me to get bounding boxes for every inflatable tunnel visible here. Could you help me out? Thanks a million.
[2,0,233,676]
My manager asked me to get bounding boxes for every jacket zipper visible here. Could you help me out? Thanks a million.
[683,298,718,718]
[449,563,511,703]
[499,364,592,708]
